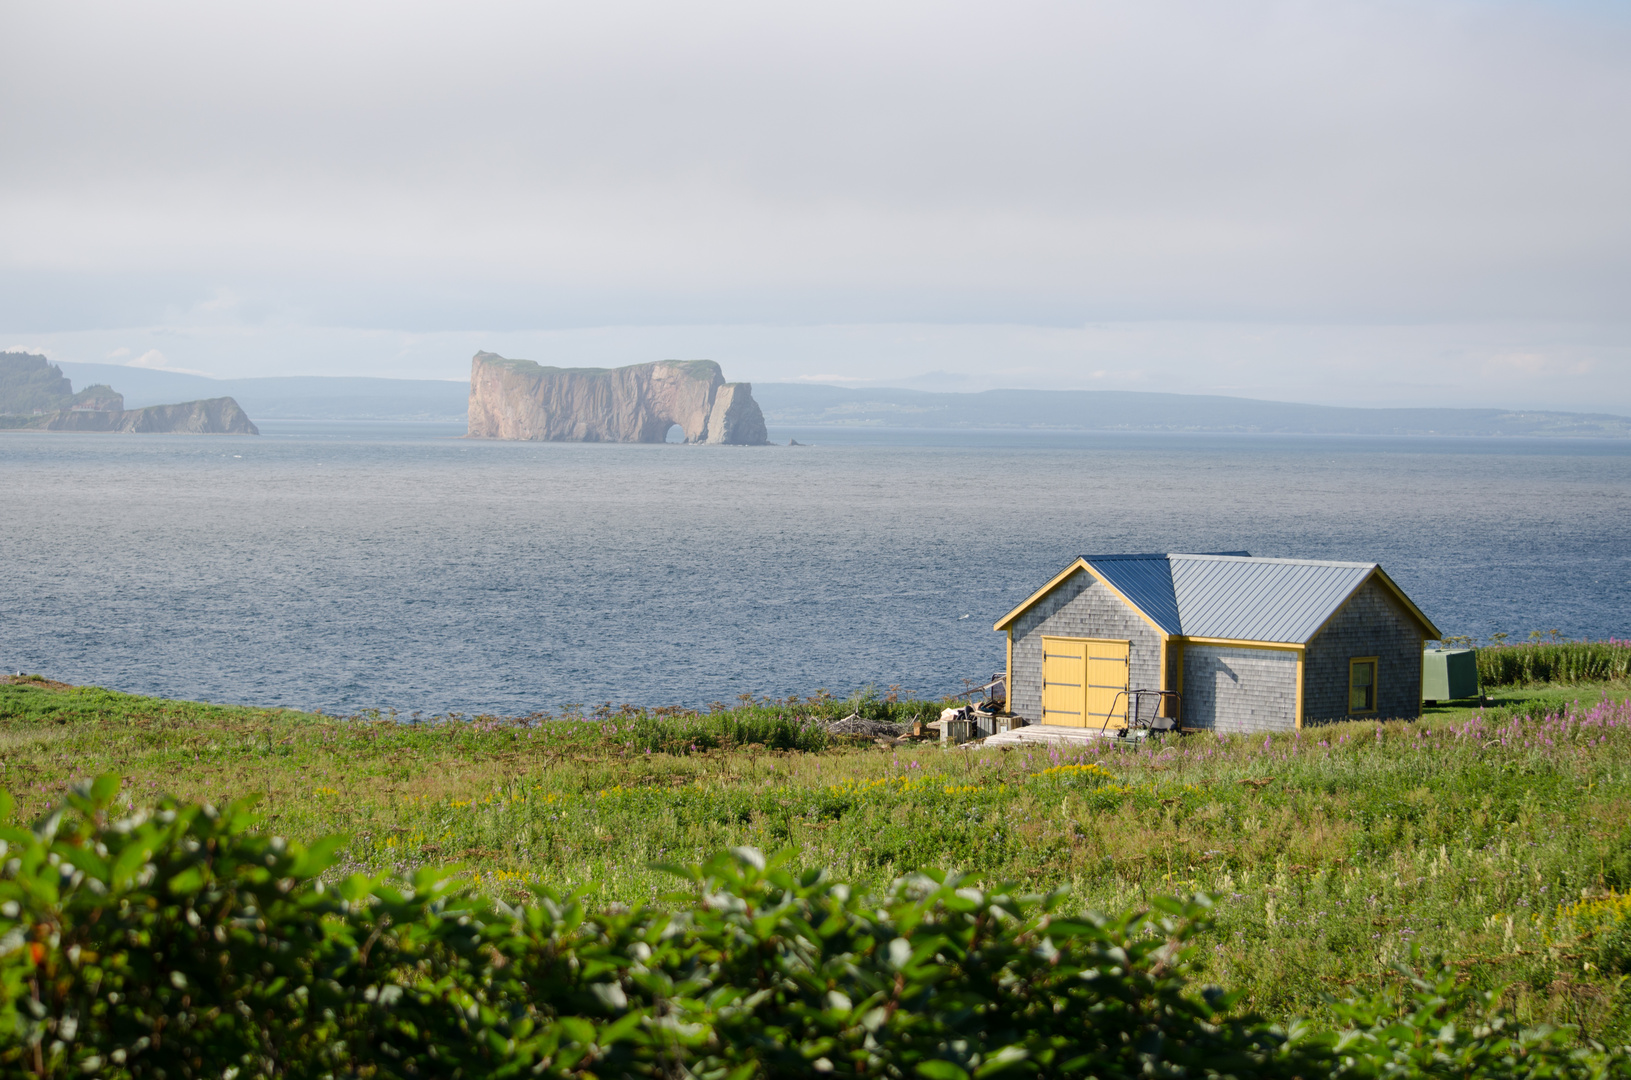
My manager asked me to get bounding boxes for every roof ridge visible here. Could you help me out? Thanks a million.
[1169,553,1376,569]
[997,551,1435,640]
[1081,551,1250,563]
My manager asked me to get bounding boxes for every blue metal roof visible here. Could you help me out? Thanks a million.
[1168,555,1376,642]
[1080,554,1183,634]
[1080,553,1382,644]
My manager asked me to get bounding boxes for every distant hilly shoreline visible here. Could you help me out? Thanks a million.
[755,384,1631,438]
[55,360,1631,437]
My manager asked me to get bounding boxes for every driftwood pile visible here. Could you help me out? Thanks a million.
[823,712,912,738]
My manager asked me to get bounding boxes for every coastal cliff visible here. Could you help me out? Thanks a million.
[466,352,768,444]
[1,352,260,434]
[29,397,260,434]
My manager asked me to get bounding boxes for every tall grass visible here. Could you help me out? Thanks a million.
[8,675,1631,1039]
[8,784,1622,1080]
[1478,640,1631,687]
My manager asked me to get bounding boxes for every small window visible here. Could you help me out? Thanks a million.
[1349,658,1378,713]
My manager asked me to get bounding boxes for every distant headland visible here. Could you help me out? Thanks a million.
[0,352,258,435]
[466,352,769,444]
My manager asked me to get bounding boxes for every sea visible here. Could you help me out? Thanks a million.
[3,422,1628,716]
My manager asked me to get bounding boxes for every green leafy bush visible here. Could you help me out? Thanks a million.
[1,779,1625,1078]
[1300,965,1622,1080]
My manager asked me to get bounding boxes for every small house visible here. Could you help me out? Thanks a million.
[993,553,1440,733]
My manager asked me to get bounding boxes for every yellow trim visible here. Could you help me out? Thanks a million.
[1307,567,1442,645]
[993,558,1090,631]
[1415,632,1427,704]
[997,559,1439,646]
[1080,569,1172,642]
[1374,567,1442,639]
[993,558,1171,641]
[1348,656,1380,715]
[1295,654,1305,729]
[1173,635,1305,652]
[1159,636,1168,692]
[1005,629,1013,704]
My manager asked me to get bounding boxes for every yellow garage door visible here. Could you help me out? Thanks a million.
[1041,637,1087,725]
[1085,639,1131,728]
[1037,639,1128,730]
[1042,637,1130,728]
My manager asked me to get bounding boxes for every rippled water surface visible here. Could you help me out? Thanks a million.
[4,422,1628,714]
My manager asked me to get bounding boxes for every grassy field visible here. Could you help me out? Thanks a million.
[5,673,1631,1042]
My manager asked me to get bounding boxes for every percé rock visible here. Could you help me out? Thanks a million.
[701,382,769,447]
[466,352,768,444]
[29,397,260,435]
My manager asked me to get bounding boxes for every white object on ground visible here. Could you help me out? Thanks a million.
[979,724,1140,749]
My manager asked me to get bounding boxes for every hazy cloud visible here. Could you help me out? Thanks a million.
[2,0,1628,406]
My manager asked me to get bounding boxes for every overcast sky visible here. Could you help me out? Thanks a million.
[3,0,1628,410]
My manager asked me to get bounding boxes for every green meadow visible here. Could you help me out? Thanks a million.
[5,664,1631,1043]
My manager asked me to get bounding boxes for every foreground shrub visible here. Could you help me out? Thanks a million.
[0,779,1625,1078]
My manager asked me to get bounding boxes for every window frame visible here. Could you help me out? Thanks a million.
[1348,656,1379,715]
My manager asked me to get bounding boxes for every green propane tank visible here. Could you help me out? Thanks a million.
[1423,647,1479,703]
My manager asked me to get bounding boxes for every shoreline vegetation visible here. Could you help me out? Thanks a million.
[4,638,1631,1073]
[1470,639,1631,687]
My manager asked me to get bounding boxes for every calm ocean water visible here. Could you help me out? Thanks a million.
[3,422,1628,715]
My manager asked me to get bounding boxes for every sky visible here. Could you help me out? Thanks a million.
[3,0,1629,411]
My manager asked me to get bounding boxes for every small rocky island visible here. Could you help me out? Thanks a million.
[0,352,259,434]
[466,352,768,444]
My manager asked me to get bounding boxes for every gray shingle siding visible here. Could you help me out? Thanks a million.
[1303,577,1425,723]
[1010,569,1163,724]
[1181,645,1298,733]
